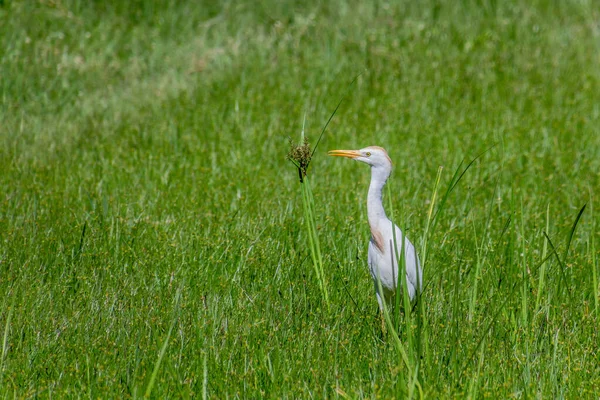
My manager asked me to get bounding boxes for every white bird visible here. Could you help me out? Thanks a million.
[328,146,422,310]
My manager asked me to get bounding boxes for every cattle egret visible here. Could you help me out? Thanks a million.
[328,146,422,310]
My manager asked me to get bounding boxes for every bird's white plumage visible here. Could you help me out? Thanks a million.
[368,223,421,308]
[328,146,422,310]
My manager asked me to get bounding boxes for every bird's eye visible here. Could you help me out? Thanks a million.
[365,152,371,157]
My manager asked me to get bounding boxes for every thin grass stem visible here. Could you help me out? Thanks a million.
[144,286,182,398]
[536,204,551,313]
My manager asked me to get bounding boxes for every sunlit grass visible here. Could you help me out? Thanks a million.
[1,0,600,397]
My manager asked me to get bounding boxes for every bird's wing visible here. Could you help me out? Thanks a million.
[394,225,422,298]
[368,239,397,299]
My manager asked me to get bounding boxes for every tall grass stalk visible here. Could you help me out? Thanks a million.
[387,187,415,363]
[287,82,354,308]
[371,176,419,395]
[543,204,586,305]
[203,351,209,400]
[536,203,551,313]
[519,198,528,328]
[288,129,329,308]
[468,178,496,321]
[429,152,486,237]
[420,166,444,267]
[0,290,14,386]
[466,335,486,400]
[144,285,182,398]
[417,166,443,366]
[592,214,599,319]
[384,165,441,397]
[375,275,415,398]
[300,174,329,307]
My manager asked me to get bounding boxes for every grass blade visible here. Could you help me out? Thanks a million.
[535,203,551,312]
[592,214,599,319]
[420,166,443,269]
[203,351,209,400]
[310,71,364,160]
[542,232,574,305]
[430,146,492,234]
[0,290,14,386]
[562,204,586,266]
[460,283,518,381]
[144,286,182,397]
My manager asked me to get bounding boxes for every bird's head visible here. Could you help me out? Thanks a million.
[328,146,392,169]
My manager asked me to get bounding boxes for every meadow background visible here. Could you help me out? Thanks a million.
[1,0,599,397]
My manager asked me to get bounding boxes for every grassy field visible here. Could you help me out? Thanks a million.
[1,0,600,397]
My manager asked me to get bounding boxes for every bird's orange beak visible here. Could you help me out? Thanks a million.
[328,149,360,159]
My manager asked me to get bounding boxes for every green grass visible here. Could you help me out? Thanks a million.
[1,0,600,397]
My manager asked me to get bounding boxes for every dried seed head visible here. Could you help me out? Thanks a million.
[287,137,312,182]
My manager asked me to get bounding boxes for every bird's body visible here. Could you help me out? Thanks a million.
[329,146,422,310]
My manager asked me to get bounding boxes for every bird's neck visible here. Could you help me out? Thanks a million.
[367,166,390,228]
